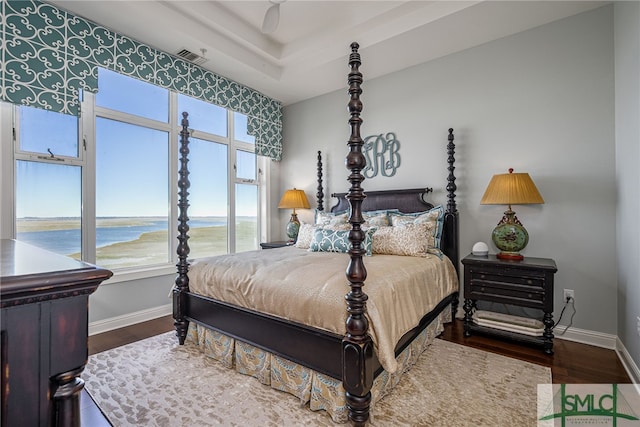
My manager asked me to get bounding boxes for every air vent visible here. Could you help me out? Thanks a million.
[175,48,208,65]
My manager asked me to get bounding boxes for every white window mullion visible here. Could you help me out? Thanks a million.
[81,93,96,264]
[258,156,269,244]
[169,92,179,264]
[0,102,16,239]
[228,111,237,253]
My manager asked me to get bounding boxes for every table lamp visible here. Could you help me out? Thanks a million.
[480,168,544,260]
[278,188,310,242]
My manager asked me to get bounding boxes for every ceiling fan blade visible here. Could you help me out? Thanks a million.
[261,2,280,34]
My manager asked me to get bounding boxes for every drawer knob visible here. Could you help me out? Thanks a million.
[527,280,533,284]
[528,294,533,298]
[480,287,485,292]
[480,274,486,279]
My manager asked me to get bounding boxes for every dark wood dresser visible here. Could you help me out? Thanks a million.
[1,239,113,427]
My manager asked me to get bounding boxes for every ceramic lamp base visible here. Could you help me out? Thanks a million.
[491,209,529,261]
[286,212,300,242]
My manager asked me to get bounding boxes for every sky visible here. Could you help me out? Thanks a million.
[16,67,257,218]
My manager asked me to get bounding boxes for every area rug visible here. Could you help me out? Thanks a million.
[83,332,551,426]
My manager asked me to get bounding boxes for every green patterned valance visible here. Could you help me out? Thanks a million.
[0,0,282,160]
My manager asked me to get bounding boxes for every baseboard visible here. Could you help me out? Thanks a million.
[616,338,640,385]
[553,325,617,349]
[89,303,172,336]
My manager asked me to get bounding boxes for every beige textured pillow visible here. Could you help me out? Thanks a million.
[372,223,430,257]
[315,210,349,227]
[295,223,316,249]
[389,206,443,248]
[362,212,390,229]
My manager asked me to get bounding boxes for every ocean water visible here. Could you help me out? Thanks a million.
[17,218,224,256]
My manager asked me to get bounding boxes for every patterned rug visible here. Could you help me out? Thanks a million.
[83,332,551,426]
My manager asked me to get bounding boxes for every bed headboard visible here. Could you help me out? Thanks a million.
[329,188,434,214]
[314,126,459,274]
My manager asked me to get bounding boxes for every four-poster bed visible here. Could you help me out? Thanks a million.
[172,42,460,425]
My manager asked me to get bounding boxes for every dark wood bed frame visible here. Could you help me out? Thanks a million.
[173,42,459,426]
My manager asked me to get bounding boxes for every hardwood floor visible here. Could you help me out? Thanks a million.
[440,319,631,384]
[82,315,632,425]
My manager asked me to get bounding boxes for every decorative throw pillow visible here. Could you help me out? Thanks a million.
[309,228,375,256]
[315,210,349,228]
[372,223,430,257]
[361,209,399,229]
[294,223,316,249]
[389,205,444,249]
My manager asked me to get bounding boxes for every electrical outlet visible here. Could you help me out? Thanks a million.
[563,289,575,302]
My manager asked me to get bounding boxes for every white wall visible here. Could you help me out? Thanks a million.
[614,2,640,367]
[281,6,617,335]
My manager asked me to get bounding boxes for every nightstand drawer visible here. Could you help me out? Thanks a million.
[468,280,545,307]
[468,268,545,287]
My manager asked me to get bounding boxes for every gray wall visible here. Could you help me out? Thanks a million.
[89,274,173,324]
[614,2,640,365]
[281,6,618,338]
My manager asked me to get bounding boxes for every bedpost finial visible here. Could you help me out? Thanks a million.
[351,42,359,52]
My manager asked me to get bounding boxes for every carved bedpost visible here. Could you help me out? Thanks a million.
[444,128,460,316]
[317,150,324,211]
[173,112,191,345]
[342,42,373,427]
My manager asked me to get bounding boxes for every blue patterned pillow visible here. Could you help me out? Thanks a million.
[309,228,375,256]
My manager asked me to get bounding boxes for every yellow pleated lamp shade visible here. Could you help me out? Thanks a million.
[480,169,544,205]
[278,188,310,210]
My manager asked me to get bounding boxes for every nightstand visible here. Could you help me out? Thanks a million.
[259,241,291,249]
[462,253,558,354]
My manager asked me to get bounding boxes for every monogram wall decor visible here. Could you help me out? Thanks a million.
[363,132,401,178]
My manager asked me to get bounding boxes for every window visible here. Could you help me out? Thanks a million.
[14,106,83,259]
[187,136,228,259]
[6,68,264,276]
[96,68,169,122]
[178,95,227,137]
[178,95,260,257]
[19,106,79,157]
[15,160,83,259]
[95,118,169,269]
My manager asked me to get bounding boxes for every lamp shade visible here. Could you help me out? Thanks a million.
[480,169,544,206]
[278,189,310,210]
